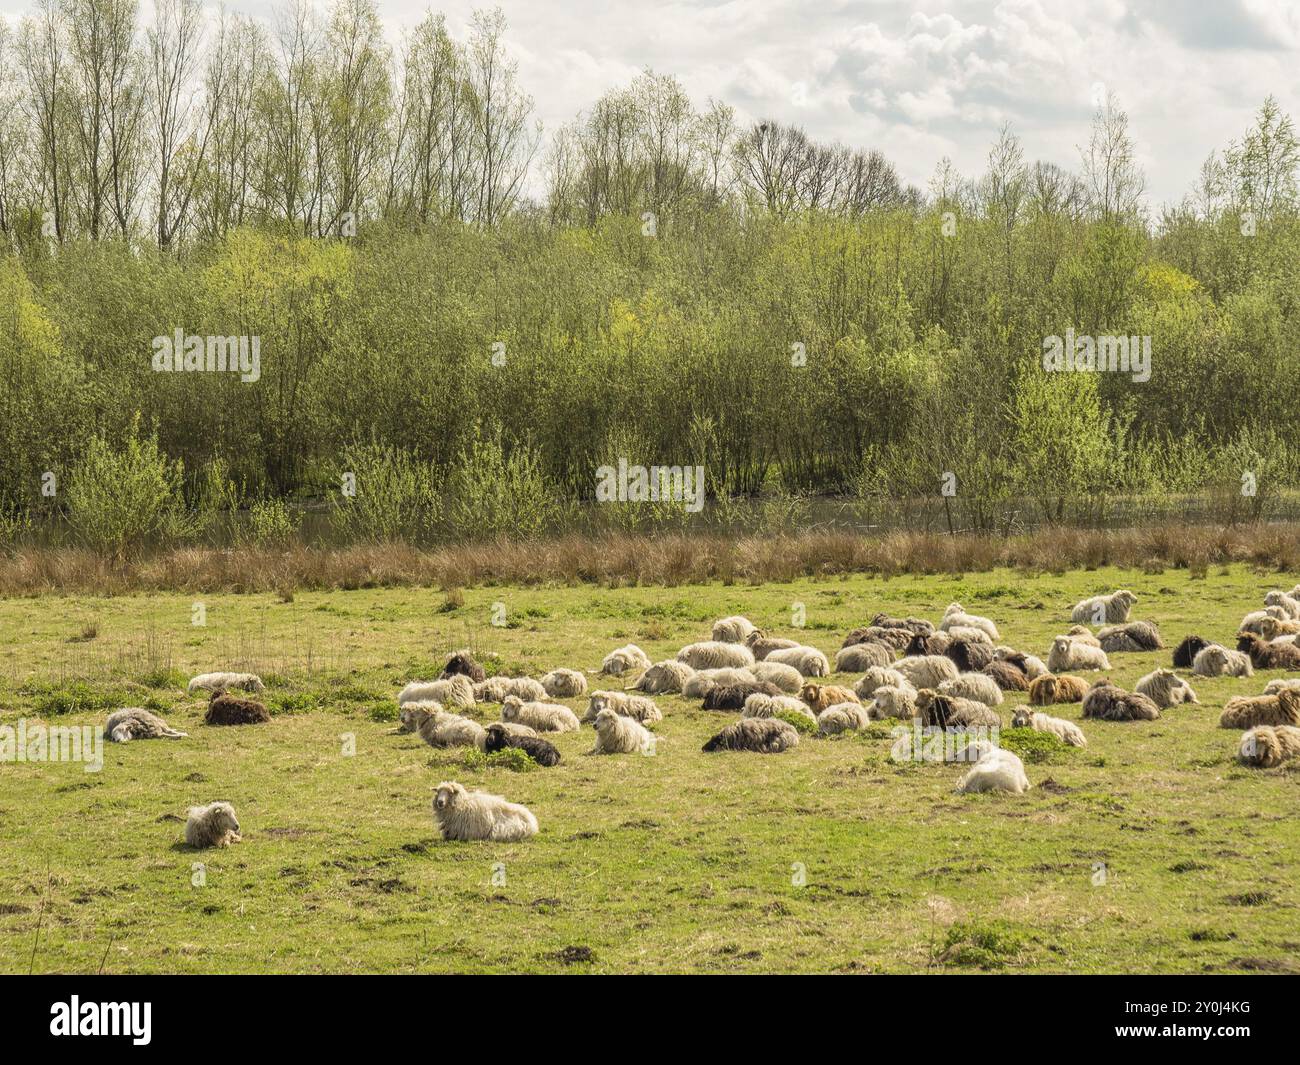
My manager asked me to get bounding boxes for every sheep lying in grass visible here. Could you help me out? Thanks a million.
[1259,617,1300,639]
[1028,673,1088,705]
[1239,607,1288,635]
[398,702,438,733]
[854,666,912,700]
[501,696,581,732]
[473,676,547,704]
[871,613,935,636]
[1264,678,1300,695]
[591,708,655,755]
[1047,636,1111,673]
[764,645,831,677]
[834,641,893,672]
[1066,625,1101,646]
[630,659,694,694]
[746,631,802,659]
[1220,688,1300,730]
[1098,621,1163,652]
[582,690,662,725]
[541,668,588,698]
[938,672,1004,707]
[1135,669,1199,708]
[600,644,652,676]
[484,722,560,766]
[817,702,872,735]
[702,717,799,753]
[940,603,1000,641]
[103,707,187,742]
[712,615,758,643]
[945,625,993,645]
[894,654,958,690]
[799,683,860,715]
[905,632,951,657]
[418,709,486,750]
[1238,725,1300,768]
[1192,644,1254,678]
[188,672,264,695]
[983,660,1030,692]
[1172,635,1210,668]
[204,691,270,726]
[702,681,780,711]
[1071,590,1137,625]
[677,641,756,670]
[871,684,917,720]
[432,781,537,842]
[994,647,1048,679]
[683,667,756,699]
[750,660,803,692]
[1264,590,1300,620]
[848,625,913,652]
[1010,707,1087,747]
[1081,679,1161,721]
[914,689,1000,730]
[1236,631,1300,671]
[955,745,1030,795]
[440,650,486,683]
[185,801,241,848]
[742,692,816,722]
[945,638,995,673]
[399,675,475,709]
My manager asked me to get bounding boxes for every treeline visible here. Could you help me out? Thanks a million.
[1,2,1300,553]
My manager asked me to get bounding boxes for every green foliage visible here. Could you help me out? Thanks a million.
[241,498,303,548]
[774,709,818,735]
[333,442,437,544]
[460,746,539,772]
[446,429,561,541]
[32,683,131,717]
[938,920,1026,969]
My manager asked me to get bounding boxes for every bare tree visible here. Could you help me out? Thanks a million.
[19,0,70,240]
[148,0,206,247]
[466,6,536,226]
[1080,89,1145,220]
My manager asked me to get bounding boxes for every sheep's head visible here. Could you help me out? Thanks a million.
[1051,636,1071,654]
[944,603,964,616]
[1116,590,1137,608]
[433,782,465,811]
[593,707,617,730]
[799,682,821,704]
[1279,689,1300,715]
[1237,631,1262,652]
[501,696,522,720]
[1260,617,1283,639]
[1010,707,1033,728]
[210,802,239,834]
[1037,676,1058,700]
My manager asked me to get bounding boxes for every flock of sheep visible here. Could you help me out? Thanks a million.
[101,584,1300,847]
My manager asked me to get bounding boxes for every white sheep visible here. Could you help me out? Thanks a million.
[1071,590,1137,625]
[1264,590,1300,620]
[834,642,893,672]
[1010,707,1087,747]
[581,690,662,725]
[870,684,917,720]
[742,692,816,722]
[432,781,537,842]
[1239,607,1287,635]
[994,646,1048,679]
[764,645,830,677]
[1047,636,1111,673]
[1192,644,1254,679]
[937,672,1004,707]
[676,641,756,670]
[894,654,958,690]
[541,668,587,698]
[817,702,872,735]
[630,659,695,694]
[683,667,756,699]
[185,801,241,848]
[750,660,804,692]
[1264,678,1300,695]
[418,709,486,750]
[591,708,655,754]
[472,676,548,704]
[187,672,264,695]
[944,625,993,645]
[103,707,187,742]
[853,666,911,700]
[399,675,475,709]
[940,603,1000,641]
[599,644,652,676]
[1135,669,1199,708]
[712,615,758,643]
[501,696,580,732]
[955,745,1030,795]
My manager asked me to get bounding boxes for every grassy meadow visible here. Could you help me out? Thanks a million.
[1,564,1298,974]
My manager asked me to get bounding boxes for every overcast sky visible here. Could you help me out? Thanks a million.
[4,0,1298,208]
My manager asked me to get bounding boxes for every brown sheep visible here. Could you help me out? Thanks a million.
[946,638,994,673]
[983,660,1030,691]
[1029,674,1088,705]
[702,680,780,711]
[1220,688,1300,730]
[800,682,860,715]
[905,631,951,657]
[914,689,1000,730]
[1260,616,1300,638]
[1081,679,1160,722]
[440,650,486,683]
[204,690,270,726]
[1238,725,1300,767]
[1236,632,1300,671]
[844,626,912,651]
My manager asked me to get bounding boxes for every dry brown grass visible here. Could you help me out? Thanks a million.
[2,521,1299,596]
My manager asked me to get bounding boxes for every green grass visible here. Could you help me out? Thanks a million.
[1,563,1298,974]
